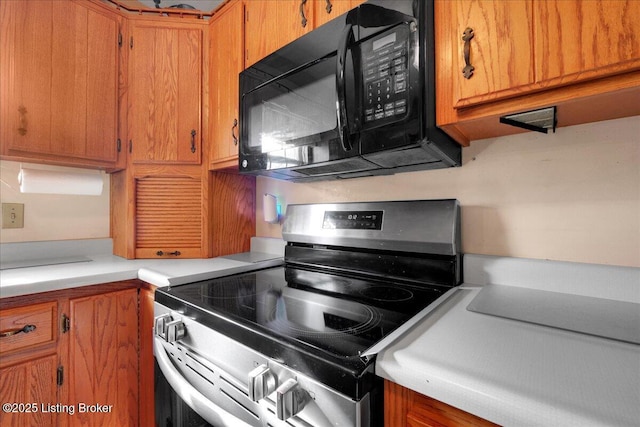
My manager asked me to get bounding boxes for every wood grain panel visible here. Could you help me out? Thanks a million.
[129,20,202,164]
[385,381,499,427]
[84,6,119,162]
[0,302,56,355]
[313,0,362,27]
[211,172,256,257]
[138,286,156,427]
[209,0,243,167]
[135,176,203,256]
[452,0,534,108]
[244,0,311,67]
[1,0,119,165]
[0,354,58,426]
[68,289,138,427]
[535,0,640,86]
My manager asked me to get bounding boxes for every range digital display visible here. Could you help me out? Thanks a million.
[322,210,383,230]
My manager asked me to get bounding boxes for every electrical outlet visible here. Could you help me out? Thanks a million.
[2,203,24,229]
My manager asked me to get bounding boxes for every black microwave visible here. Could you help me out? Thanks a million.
[239,0,461,182]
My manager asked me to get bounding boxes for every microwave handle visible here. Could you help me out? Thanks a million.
[336,24,355,152]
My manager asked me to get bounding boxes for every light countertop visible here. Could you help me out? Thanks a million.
[376,255,640,427]
[3,240,638,426]
[0,238,284,298]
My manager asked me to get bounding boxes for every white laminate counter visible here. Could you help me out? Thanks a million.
[376,255,640,427]
[0,238,284,298]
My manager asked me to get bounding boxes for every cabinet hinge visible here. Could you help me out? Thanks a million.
[118,31,123,47]
[57,366,64,387]
[61,314,70,334]
[117,138,122,153]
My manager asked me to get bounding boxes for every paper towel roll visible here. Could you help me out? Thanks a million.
[18,168,104,196]
[263,193,279,223]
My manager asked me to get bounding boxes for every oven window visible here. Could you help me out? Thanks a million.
[155,361,212,427]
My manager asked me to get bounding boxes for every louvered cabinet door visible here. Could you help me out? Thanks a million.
[135,176,205,258]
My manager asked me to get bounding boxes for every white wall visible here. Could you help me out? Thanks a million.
[0,161,110,243]
[256,116,640,268]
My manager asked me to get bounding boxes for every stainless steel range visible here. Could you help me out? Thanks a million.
[154,199,461,427]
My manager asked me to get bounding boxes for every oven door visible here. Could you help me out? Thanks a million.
[154,337,252,427]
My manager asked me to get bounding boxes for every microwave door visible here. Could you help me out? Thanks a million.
[240,56,359,172]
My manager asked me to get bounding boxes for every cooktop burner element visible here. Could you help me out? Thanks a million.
[359,286,414,302]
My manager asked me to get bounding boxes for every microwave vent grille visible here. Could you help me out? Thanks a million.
[293,158,377,176]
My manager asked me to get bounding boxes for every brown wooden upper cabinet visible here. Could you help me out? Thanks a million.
[534,0,640,87]
[128,19,204,165]
[209,0,244,170]
[314,0,364,27]
[435,0,640,146]
[244,0,313,67]
[445,0,535,109]
[0,0,121,168]
[243,0,364,67]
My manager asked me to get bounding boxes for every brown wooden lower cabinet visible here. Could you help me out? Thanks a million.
[385,380,499,427]
[67,288,139,426]
[0,281,148,427]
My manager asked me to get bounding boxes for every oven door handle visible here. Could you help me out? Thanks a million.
[154,337,252,427]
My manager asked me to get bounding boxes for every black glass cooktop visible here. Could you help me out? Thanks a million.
[157,266,448,360]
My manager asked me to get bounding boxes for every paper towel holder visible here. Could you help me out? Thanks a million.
[263,193,281,224]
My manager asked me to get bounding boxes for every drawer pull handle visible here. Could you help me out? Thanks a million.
[300,0,308,27]
[231,119,238,146]
[0,324,36,338]
[156,251,181,257]
[461,27,475,79]
[190,129,197,153]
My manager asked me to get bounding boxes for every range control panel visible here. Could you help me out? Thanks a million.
[322,210,384,230]
[361,24,411,125]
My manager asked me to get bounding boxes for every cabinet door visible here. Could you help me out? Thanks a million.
[313,0,362,27]
[385,381,498,427]
[209,0,243,169]
[68,289,138,427]
[444,0,534,108]
[0,354,58,426]
[134,173,205,258]
[535,0,640,87]
[129,20,202,164]
[0,0,119,166]
[244,0,313,67]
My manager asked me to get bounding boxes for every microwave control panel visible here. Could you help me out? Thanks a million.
[361,24,411,126]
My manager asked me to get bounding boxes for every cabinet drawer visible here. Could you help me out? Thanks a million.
[0,302,57,355]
